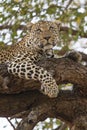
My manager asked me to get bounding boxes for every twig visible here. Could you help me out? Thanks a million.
[6,117,16,130]
[65,0,73,10]
[61,0,73,20]
[10,110,30,119]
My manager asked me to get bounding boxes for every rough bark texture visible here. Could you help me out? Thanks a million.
[0,56,87,130]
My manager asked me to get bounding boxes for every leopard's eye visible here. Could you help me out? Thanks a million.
[49,26,54,30]
[36,29,42,33]
[49,26,56,32]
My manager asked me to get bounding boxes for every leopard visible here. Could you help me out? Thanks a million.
[0,21,60,98]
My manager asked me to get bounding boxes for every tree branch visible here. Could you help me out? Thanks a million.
[64,0,73,10]
[0,57,87,94]
[0,25,26,30]
[62,0,73,16]
[71,116,87,130]
[7,118,16,130]
[0,57,87,129]
[60,26,87,38]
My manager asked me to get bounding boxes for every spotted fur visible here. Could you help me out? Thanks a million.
[0,21,60,98]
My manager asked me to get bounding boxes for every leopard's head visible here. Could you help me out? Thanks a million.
[27,21,60,58]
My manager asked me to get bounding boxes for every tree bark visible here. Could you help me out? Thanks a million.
[0,57,87,129]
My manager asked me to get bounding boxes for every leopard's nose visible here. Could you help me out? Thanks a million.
[44,36,50,41]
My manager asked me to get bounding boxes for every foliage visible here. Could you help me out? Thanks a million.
[0,0,87,47]
[0,0,87,130]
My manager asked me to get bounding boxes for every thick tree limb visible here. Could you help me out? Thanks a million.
[71,116,87,130]
[0,57,87,129]
[0,57,87,94]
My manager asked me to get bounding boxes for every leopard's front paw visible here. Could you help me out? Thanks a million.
[40,82,59,98]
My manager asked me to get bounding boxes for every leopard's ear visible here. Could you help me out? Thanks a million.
[26,22,34,32]
[54,20,61,30]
